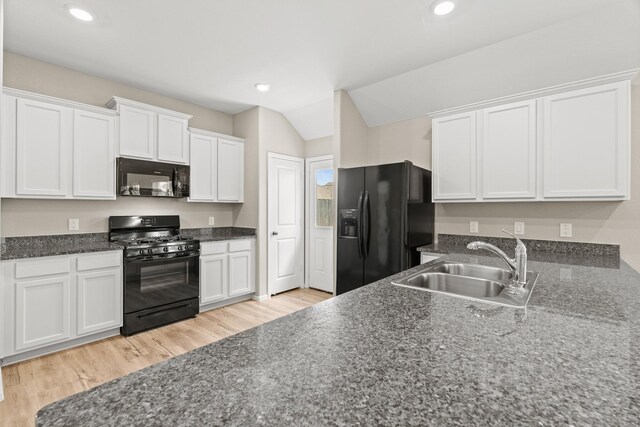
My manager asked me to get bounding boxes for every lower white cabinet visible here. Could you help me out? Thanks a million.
[199,239,255,308]
[15,276,71,352]
[1,251,123,360]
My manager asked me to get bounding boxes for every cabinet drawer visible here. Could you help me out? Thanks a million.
[228,239,252,252]
[77,252,122,272]
[200,241,227,255]
[15,257,71,279]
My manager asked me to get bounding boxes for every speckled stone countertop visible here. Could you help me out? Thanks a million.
[180,226,256,242]
[36,248,640,425]
[1,233,123,260]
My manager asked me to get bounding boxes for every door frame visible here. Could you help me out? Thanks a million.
[267,152,305,296]
[304,155,334,292]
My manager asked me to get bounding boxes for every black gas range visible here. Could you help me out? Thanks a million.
[109,215,200,336]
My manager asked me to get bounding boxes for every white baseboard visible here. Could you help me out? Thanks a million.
[252,294,270,301]
[199,293,254,313]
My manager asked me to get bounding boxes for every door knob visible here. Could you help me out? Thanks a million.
[272,231,279,236]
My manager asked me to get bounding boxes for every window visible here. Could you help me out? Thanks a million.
[315,168,334,227]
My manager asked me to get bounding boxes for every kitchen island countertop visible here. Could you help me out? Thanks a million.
[36,250,640,425]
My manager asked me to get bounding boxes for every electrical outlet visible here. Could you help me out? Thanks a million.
[514,222,525,235]
[560,223,572,238]
[68,218,79,231]
[469,221,479,234]
[208,216,215,226]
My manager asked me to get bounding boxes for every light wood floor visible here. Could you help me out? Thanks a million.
[0,288,331,427]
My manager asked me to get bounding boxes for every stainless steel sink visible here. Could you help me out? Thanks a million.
[392,261,538,307]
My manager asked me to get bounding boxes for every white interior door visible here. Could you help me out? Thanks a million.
[306,156,334,293]
[268,153,304,295]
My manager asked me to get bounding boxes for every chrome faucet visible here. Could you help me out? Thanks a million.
[467,230,527,286]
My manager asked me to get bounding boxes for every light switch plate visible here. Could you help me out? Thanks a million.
[68,218,80,231]
[514,222,525,235]
[560,223,572,238]
[209,216,215,226]
[469,221,479,234]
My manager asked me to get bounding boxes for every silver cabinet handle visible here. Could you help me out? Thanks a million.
[272,231,279,236]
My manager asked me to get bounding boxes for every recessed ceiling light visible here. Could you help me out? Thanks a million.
[254,83,270,92]
[432,0,455,16]
[67,5,94,22]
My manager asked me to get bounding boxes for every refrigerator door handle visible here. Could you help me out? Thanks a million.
[363,191,371,259]
[357,191,364,259]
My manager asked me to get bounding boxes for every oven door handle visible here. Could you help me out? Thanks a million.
[126,251,200,263]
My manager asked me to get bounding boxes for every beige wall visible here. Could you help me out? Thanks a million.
[3,51,233,133]
[232,107,259,228]
[368,116,431,169]
[304,135,333,158]
[334,90,369,168]
[1,52,238,235]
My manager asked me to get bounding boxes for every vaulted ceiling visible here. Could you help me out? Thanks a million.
[5,0,640,140]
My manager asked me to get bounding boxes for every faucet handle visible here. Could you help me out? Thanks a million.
[501,229,526,254]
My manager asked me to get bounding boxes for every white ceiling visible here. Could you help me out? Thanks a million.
[4,0,639,139]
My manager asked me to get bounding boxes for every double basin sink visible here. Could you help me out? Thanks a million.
[392,260,538,307]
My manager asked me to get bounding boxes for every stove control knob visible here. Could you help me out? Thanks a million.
[164,247,169,252]
[147,249,153,254]
[178,246,183,251]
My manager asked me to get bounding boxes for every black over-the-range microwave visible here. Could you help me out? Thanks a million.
[117,157,190,198]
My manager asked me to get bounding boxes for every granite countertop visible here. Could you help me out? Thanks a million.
[36,250,640,425]
[1,233,124,260]
[0,227,257,260]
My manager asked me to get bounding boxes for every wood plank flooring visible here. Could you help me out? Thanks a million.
[0,288,331,427]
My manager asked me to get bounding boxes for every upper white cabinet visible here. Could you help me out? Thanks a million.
[432,112,477,200]
[543,82,629,199]
[15,98,72,197]
[430,77,632,202]
[217,138,245,202]
[188,128,245,203]
[1,88,117,200]
[480,100,536,199]
[107,97,191,164]
[73,109,116,198]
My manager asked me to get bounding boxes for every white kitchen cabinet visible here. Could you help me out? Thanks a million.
[73,109,116,199]
[188,128,245,203]
[430,77,632,203]
[117,103,155,160]
[157,113,189,164]
[2,251,123,361]
[200,254,227,304]
[107,97,192,164]
[432,112,477,201]
[480,100,536,199]
[217,138,244,202]
[189,132,218,202]
[199,239,255,310]
[542,81,629,199]
[76,269,122,336]
[15,276,71,352]
[15,97,72,197]
[1,88,118,200]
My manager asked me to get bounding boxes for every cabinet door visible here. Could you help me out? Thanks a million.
[15,276,71,352]
[480,100,536,199]
[432,112,477,200]
[200,254,227,304]
[543,81,629,199]
[77,269,122,335]
[189,134,217,201]
[228,251,252,297]
[118,104,155,159]
[16,98,72,197]
[217,139,244,202]
[73,110,116,199]
[1,95,17,197]
[157,114,189,164]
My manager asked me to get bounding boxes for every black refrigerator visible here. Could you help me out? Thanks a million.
[336,161,434,295]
